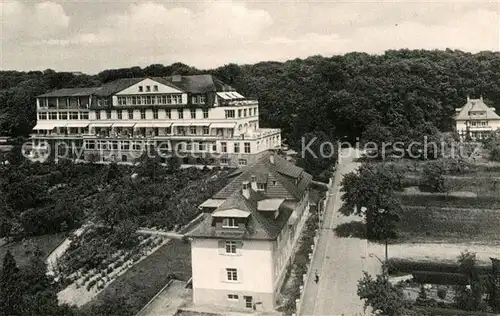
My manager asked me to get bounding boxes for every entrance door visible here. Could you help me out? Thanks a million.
[244,296,253,309]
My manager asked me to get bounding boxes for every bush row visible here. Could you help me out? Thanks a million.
[388,259,492,275]
[412,271,469,285]
[398,194,500,209]
[415,306,499,316]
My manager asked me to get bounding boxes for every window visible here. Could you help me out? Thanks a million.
[190,126,197,135]
[138,86,143,92]
[151,96,156,105]
[153,85,158,92]
[165,109,171,119]
[190,108,196,119]
[244,109,247,117]
[203,126,209,135]
[153,109,158,119]
[234,143,240,153]
[39,112,47,120]
[126,96,132,105]
[198,143,205,151]
[226,268,238,281]
[137,96,142,105]
[178,109,184,119]
[128,110,134,119]
[222,218,238,228]
[146,86,151,92]
[140,109,146,119]
[106,110,111,119]
[192,96,197,104]
[221,142,227,153]
[227,294,239,300]
[49,112,58,120]
[166,95,172,104]
[81,112,89,120]
[59,112,68,120]
[249,108,252,116]
[132,96,137,105]
[199,95,205,104]
[186,142,192,151]
[225,110,235,118]
[225,241,237,254]
[95,111,101,120]
[257,183,266,191]
[117,110,122,120]
[203,108,208,118]
[175,94,182,104]
[160,96,167,105]
[238,159,247,166]
[221,158,229,165]
[238,109,242,118]
[244,142,250,153]
[69,112,78,120]
[146,96,152,105]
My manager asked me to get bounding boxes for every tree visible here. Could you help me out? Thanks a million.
[296,131,337,178]
[455,251,486,311]
[487,257,500,312]
[421,160,447,192]
[340,164,403,241]
[357,272,413,316]
[0,250,22,315]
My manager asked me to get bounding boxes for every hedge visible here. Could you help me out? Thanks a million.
[398,194,500,209]
[415,306,498,316]
[388,259,492,275]
[412,271,469,285]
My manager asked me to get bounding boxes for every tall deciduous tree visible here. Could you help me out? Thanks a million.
[0,250,22,315]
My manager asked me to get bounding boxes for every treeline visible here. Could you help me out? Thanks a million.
[2,50,500,147]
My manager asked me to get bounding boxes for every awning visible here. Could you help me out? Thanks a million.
[64,122,89,128]
[211,123,236,129]
[112,122,136,128]
[33,122,58,130]
[153,122,173,128]
[189,122,211,127]
[90,123,112,128]
[198,199,225,209]
[216,92,232,100]
[212,209,251,218]
[133,123,155,128]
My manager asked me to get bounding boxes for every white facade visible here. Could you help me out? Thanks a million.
[30,77,281,166]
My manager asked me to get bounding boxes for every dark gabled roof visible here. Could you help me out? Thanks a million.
[215,152,312,200]
[186,189,295,240]
[93,78,144,96]
[38,75,235,98]
[37,87,100,97]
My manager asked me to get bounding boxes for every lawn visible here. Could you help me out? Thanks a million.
[397,206,500,242]
[0,232,67,267]
[85,238,192,315]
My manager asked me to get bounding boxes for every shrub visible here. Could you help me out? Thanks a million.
[87,279,97,291]
[388,259,492,275]
[437,287,448,299]
[106,266,113,274]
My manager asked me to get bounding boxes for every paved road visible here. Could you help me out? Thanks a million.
[300,149,382,316]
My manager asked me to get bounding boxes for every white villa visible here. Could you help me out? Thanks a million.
[186,152,317,311]
[455,96,500,140]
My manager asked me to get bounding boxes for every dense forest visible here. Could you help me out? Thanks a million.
[1,49,500,149]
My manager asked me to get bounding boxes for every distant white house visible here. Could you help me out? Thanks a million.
[455,96,500,140]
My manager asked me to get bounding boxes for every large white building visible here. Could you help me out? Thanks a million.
[30,75,281,167]
[186,152,315,311]
[455,96,500,140]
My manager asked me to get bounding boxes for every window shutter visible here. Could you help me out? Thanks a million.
[236,241,243,255]
[218,240,224,254]
[238,269,243,283]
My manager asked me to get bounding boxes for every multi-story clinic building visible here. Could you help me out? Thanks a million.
[30,75,281,167]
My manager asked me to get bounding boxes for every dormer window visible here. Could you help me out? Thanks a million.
[222,218,238,228]
[138,86,143,92]
[146,86,151,92]
[272,180,277,185]
[153,85,158,92]
[242,182,249,190]
[257,183,267,191]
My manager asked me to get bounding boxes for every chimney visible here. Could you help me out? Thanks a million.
[467,95,470,102]
[172,74,182,82]
[250,175,257,191]
[480,95,483,101]
[269,154,275,164]
[242,181,250,199]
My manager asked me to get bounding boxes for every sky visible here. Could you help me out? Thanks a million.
[1,0,499,74]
